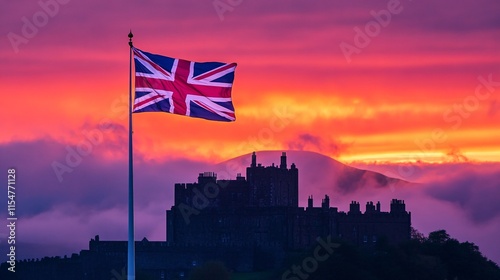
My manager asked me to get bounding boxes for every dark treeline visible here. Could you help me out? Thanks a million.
[279,229,500,280]
[189,229,500,280]
[2,229,499,280]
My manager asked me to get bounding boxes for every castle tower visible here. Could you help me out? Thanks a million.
[365,201,376,213]
[349,201,361,214]
[198,172,217,185]
[280,152,287,169]
[247,152,298,207]
[308,195,313,208]
[322,195,330,210]
[390,199,406,214]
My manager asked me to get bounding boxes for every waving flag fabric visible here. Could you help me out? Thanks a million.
[132,48,237,121]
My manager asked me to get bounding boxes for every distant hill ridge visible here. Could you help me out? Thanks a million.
[216,150,411,207]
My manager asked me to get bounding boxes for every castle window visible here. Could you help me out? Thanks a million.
[372,235,377,243]
[363,235,368,243]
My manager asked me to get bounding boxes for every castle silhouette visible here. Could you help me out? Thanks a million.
[168,152,410,251]
[2,152,411,280]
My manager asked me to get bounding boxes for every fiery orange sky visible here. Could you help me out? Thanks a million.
[2,0,499,164]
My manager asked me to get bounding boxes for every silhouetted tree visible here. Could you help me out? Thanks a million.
[428,229,450,244]
[410,226,426,243]
[273,229,500,280]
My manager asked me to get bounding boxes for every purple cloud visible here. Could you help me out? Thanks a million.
[0,137,211,262]
[424,169,500,224]
[287,133,350,157]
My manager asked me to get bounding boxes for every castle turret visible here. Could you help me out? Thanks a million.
[247,152,298,207]
[280,152,287,169]
[390,199,406,214]
[376,201,381,212]
[349,201,361,214]
[365,201,376,214]
[308,195,313,208]
[198,172,217,186]
[322,195,330,210]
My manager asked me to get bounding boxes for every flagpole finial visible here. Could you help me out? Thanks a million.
[128,31,134,48]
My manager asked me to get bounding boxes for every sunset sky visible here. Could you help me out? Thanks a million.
[2,0,499,163]
[1,0,499,267]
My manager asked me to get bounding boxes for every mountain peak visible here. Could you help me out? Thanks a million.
[216,150,411,210]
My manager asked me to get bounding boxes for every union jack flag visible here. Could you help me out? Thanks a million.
[132,48,237,121]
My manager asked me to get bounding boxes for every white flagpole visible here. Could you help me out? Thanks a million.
[127,31,136,280]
